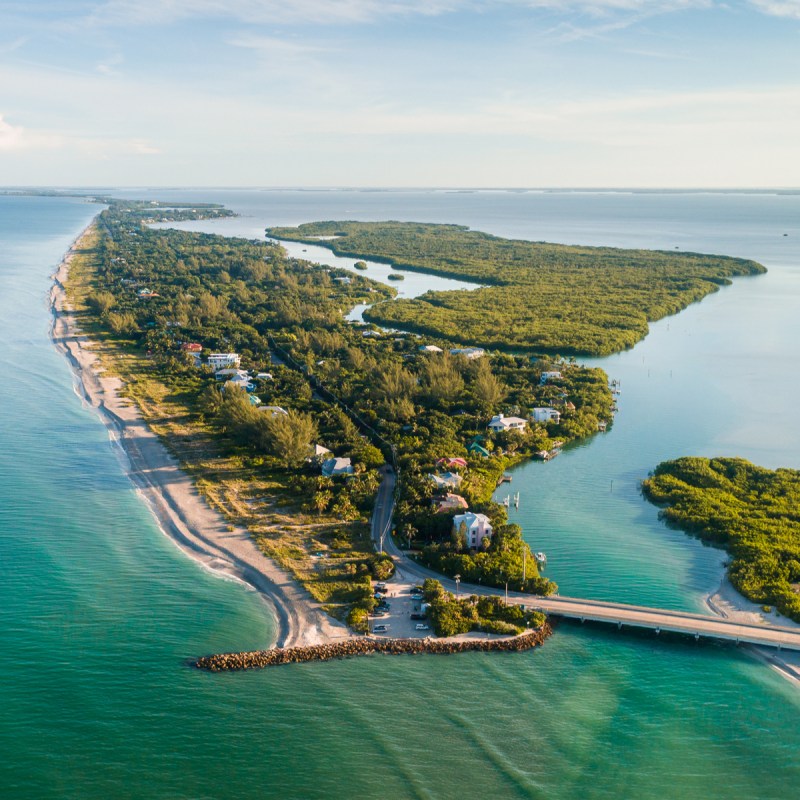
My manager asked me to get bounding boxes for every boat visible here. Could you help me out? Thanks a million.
[534,552,547,566]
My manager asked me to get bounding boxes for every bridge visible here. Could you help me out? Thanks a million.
[522,595,800,651]
[371,470,800,653]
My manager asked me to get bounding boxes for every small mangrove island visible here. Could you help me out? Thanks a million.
[643,457,800,621]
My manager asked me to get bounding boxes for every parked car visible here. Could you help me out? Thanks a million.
[410,613,427,621]
[410,593,424,601]
[373,624,389,633]
[415,624,430,631]
[375,583,388,592]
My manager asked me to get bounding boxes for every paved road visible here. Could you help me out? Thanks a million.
[369,470,800,652]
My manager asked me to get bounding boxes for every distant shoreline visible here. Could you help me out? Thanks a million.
[49,219,349,650]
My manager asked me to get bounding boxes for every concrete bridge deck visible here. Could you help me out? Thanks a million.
[522,595,800,651]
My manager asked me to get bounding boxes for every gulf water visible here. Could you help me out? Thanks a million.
[2,190,799,799]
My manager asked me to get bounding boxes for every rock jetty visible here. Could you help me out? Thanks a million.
[195,624,552,672]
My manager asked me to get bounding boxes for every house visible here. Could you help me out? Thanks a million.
[208,353,241,370]
[436,457,468,470]
[181,342,203,353]
[539,370,563,385]
[216,368,249,382]
[428,472,463,490]
[531,407,561,424]
[137,289,159,299]
[259,405,288,417]
[308,444,333,462]
[467,441,491,458]
[432,493,469,513]
[452,512,493,549]
[449,347,485,360]
[256,372,273,381]
[321,457,354,477]
[334,276,352,285]
[221,379,255,394]
[419,345,443,353]
[488,414,527,433]
[248,395,262,407]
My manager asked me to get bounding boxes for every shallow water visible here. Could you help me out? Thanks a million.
[2,190,800,799]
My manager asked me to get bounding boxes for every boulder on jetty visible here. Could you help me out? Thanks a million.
[194,624,552,672]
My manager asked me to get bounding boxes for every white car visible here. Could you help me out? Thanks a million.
[415,624,430,631]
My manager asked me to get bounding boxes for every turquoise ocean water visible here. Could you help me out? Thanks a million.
[1,190,799,799]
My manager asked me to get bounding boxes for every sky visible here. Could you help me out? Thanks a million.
[0,0,799,187]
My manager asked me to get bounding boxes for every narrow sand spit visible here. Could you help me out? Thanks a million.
[50,224,350,649]
[706,577,800,686]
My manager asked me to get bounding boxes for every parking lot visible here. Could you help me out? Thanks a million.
[368,564,433,639]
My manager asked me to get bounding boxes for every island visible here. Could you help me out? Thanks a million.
[643,457,800,622]
[57,199,770,660]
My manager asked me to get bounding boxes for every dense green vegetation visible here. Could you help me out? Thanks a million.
[418,524,556,596]
[422,579,546,636]
[74,200,625,622]
[267,221,765,356]
[643,457,800,621]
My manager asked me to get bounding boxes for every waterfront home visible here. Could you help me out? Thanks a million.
[467,441,491,458]
[449,347,485,360]
[256,372,273,381]
[488,414,527,433]
[208,353,241,370]
[419,345,443,353]
[436,457,468,470]
[259,405,288,417]
[428,471,464,490]
[539,370,562,385]
[531,407,561,424]
[321,457,354,477]
[452,512,493,549]
[181,342,203,353]
[137,288,159,299]
[433,493,469,513]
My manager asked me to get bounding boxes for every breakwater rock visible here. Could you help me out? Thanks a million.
[195,624,552,672]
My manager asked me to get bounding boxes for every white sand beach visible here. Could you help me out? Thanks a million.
[50,224,350,649]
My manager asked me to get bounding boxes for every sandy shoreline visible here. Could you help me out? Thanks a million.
[47,223,800,684]
[705,577,800,686]
[50,222,350,649]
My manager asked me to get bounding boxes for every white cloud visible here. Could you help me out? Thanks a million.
[0,114,61,151]
[749,0,800,18]
[87,0,460,26]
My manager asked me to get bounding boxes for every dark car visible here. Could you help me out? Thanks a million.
[410,613,427,621]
